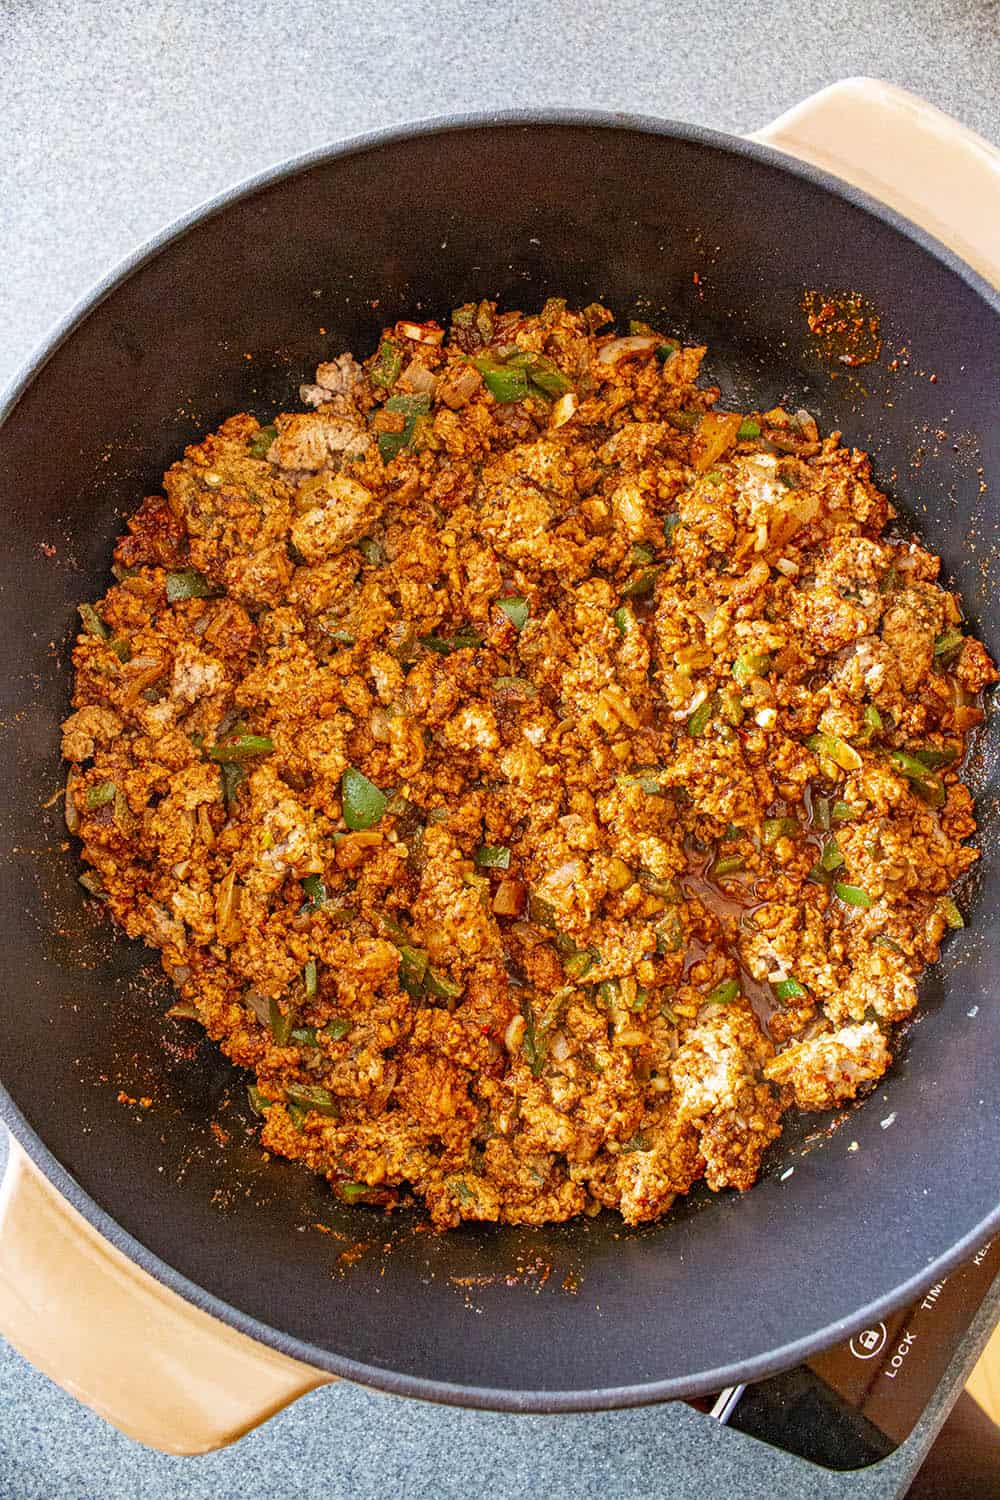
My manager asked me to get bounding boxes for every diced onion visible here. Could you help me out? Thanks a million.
[402,360,437,396]
[550,392,578,428]
[64,767,81,834]
[440,364,481,410]
[396,320,444,345]
[795,408,819,442]
[595,335,660,365]
[369,1061,398,1113]
[244,988,270,1024]
[550,1031,571,1062]
[493,878,526,917]
[671,684,709,722]
[504,1014,526,1054]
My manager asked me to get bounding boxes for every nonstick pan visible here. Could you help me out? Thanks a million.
[0,79,998,1453]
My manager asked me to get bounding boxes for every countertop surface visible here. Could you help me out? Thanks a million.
[2,2,999,1495]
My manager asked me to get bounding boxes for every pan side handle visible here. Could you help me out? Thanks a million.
[753,77,1000,291]
[0,1137,333,1453]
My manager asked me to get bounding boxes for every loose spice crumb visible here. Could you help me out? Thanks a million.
[803,289,882,366]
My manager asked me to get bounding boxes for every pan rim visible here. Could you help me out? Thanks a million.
[2,105,999,1412]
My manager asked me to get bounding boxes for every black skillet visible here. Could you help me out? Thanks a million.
[0,108,997,1419]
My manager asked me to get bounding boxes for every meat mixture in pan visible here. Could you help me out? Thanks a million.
[63,300,997,1228]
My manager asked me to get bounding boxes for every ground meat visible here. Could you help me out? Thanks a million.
[64,297,994,1228]
[670,1003,783,1191]
[765,1022,891,1110]
[61,705,123,763]
[956,636,1000,694]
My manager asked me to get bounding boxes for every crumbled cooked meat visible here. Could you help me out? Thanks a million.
[269,410,370,470]
[61,705,123,763]
[670,1003,783,1191]
[765,1023,891,1110]
[171,641,228,705]
[289,474,381,561]
[956,636,1000,694]
[63,299,994,1228]
[299,352,363,407]
[880,583,945,694]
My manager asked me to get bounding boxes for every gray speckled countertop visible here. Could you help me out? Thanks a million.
[2,3,999,1495]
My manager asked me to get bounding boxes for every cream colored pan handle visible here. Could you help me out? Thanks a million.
[752,76,1000,289]
[1,78,998,1457]
[0,1138,332,1453]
